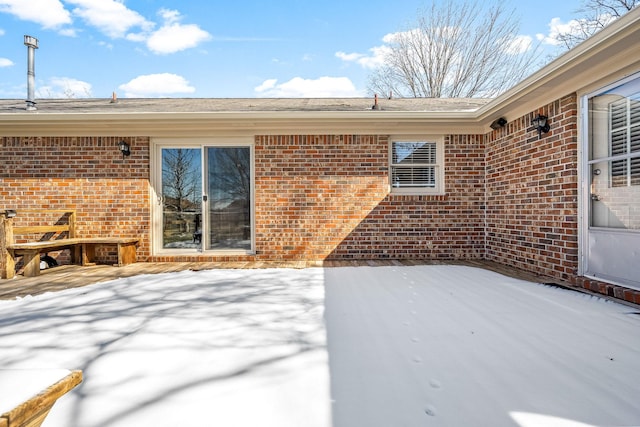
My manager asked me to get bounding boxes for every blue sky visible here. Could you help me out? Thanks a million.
[0,0,586,99]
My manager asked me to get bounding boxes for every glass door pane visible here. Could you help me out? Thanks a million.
[206,147,251,250]
[589,91,640,229]
[161,148,202,249]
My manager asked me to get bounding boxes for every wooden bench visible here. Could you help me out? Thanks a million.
[0,369,82,427]
[1,209,139,279]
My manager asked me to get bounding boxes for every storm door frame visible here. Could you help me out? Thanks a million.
[580,72,640,290]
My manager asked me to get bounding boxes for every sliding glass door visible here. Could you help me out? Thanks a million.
[160,148,202,249]
[156,141,253,253]
[205,146,252,250]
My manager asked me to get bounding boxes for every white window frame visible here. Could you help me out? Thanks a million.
[389,135,445,195]
[151,137,255,256]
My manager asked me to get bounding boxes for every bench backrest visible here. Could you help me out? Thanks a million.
[5,210,76,244]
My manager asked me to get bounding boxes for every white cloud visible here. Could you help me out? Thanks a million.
[381,31,401,44]
[537,17,577,46]
[336,30,421,70]
[37,77,92,98]
[58,27,77,37]
[158,8,180,24]
[336,44,390,70]
[146,10,211,54]
[98,40,114,50]
[118,73,195,97]
[125,32,146,43]
[0,0,71,28]
[536,15,616,46]
[0,28,4,36]
[0,1,209,54]
[254,79,277,93]
[254,76,361,97]
[339,27,538,71]
[505,35,533,55]
[66,0,152,38]
[335,51,363,62]
[0,58,13,67]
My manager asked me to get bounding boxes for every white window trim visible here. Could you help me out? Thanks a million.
[389,135,445,195]
[151,137,255,256]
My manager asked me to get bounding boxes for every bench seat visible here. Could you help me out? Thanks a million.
[9,237,139,277]
[0,369,82,427]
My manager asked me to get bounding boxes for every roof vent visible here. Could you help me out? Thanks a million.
[24,35,39,111]
[372,94,380,110]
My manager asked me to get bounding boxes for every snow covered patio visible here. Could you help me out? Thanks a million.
[1,265,639,427]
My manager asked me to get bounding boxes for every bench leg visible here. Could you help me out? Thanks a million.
[71,245,82,265]
[22,250,41,277]
[3,249,16,279]
[117,242,137,266]
[81,244,96,266]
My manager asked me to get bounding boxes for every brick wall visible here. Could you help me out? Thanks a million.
[0,136,150,265]
[485,95,580,283]
[251,134,486,261]
[1,114,638,304]
[328,135,486,260]
[150,133,486,263]
[0,130,513,267]
[254,135,390,261]
[0,133,483,266]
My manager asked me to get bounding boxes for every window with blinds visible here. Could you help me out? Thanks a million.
[609,96,640,187]
[390,140,441,193]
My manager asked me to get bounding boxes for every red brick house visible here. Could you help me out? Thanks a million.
[1,8,639,303]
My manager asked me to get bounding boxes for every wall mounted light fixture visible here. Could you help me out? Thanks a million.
[118,140,130,158]
[490,117,507,130]
[532,114,550,138]
[3,209,16,218]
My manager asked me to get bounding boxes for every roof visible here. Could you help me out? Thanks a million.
[0,97,490,114]
[0,7,638,137]
[0,97,493,137]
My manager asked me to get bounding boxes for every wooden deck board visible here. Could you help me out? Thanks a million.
[0,259,562,301]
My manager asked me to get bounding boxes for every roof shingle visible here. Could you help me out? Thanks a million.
[0,97,491,114]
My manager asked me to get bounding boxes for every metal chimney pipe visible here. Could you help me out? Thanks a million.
[24,35,39,111]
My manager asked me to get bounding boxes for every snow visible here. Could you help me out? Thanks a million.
[0,265,639,427]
